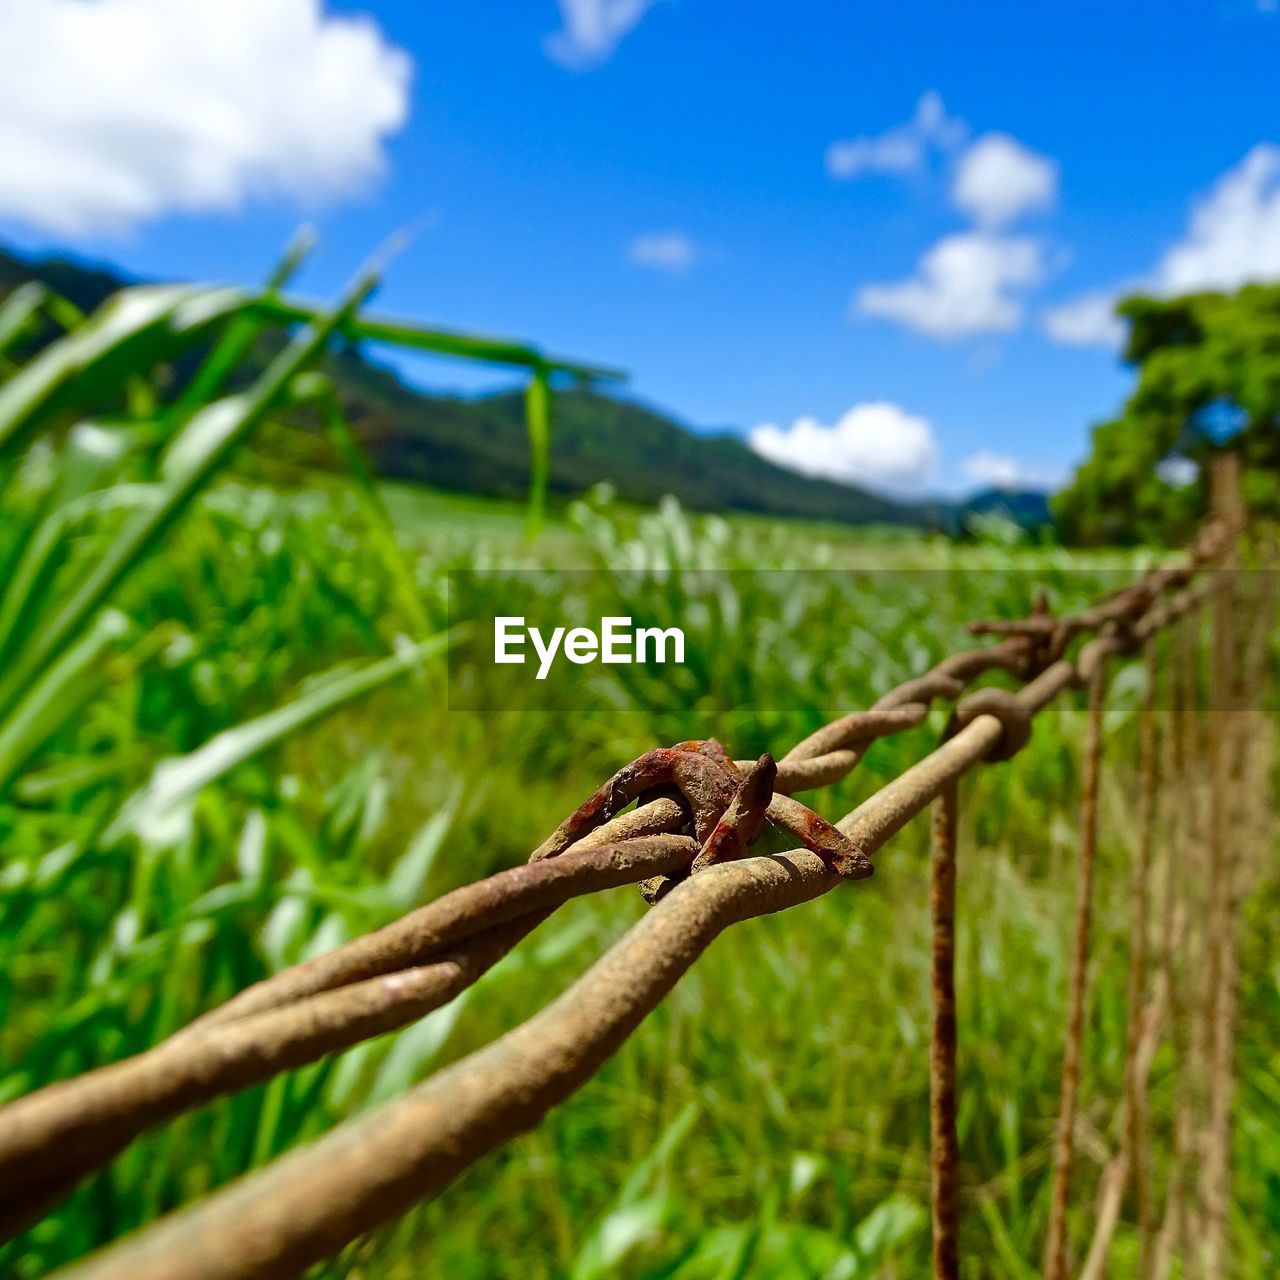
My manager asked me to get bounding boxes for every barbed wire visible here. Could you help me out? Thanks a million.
[0,516,1248,1278]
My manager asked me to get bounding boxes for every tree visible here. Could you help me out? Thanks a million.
[1054,283,1280,544]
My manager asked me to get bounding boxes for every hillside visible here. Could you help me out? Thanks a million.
[325,346,936,525]
[0,246,1048,531]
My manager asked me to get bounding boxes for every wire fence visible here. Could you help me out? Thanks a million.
[0,459,1269,1280]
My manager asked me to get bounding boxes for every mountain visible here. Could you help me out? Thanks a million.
[325,346,937,526]
[960,487,1054,529]
[0,245,1051,532]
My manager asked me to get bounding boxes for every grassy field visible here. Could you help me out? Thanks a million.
[1,279,1277,1278]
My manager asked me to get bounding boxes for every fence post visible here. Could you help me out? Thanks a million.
[1151,614,1201,1280]
[929,777,961,1280]
[1199,450,1244,1278]
[1124,642,1158,1276]
[1044,660,1107,1280]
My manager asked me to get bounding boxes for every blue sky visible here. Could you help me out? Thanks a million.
[2,0,1279,496]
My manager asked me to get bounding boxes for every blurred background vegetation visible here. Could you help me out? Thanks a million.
[1054,284,1280,546]
[0,249,1277,1279]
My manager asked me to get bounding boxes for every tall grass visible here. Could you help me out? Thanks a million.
[0,259,1276,1280]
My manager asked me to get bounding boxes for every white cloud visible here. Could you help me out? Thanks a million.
[834,109,1060,341]
[961,450,1065,491]
[628,231,697,273]
[0,0,410,238]
[1043,144,1280,348]
[952,133,1058,228]
[749,401,938,493]
[1041,292,1127,349]
[1153,143,1280,293]
[544,0,658,69]
[856,232,1046,338]
[825,91,967,180]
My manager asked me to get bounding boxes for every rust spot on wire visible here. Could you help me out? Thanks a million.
[534,741,739,860]
[766,794,873,879]
[691,755,776,873]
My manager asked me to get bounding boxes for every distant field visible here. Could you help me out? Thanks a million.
[379,478,1144,570]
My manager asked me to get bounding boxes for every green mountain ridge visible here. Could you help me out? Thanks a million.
[0,245,1050,530]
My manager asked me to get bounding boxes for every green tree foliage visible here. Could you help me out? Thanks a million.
[1054,283,1280,544]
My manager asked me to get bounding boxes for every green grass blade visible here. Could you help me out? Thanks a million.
[171,226,318,420]
[0,284,249,459]
[0,271,380,719]
[0,282,48,358]
[0,608,131,793]
[309,379,432,636]
[524,366,552,536]
[105,630,453,845]
[0,423,128,664]
[384,792,460,909]
[250,295,626,383]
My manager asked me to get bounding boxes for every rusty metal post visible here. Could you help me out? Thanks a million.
[1080,640,1162,1280]
[1044,661,1107,1280]
[1125,641,1158,1277]
[929,777,961,1279]
[1199,451,1244,1280]
[1151,615,1199,1280]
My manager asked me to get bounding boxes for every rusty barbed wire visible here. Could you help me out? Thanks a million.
[0,517,1243,1278]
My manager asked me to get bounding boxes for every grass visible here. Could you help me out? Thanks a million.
[0,267,1277,1279]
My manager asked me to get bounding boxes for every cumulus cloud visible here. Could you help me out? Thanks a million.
[627,231,697,273]
[544,0,658,68]
[825,91,967,180]
[952,133,1058,228]
[856,232,1046,339]
[833,101,1059,340]
[0,0,410,238]
[1153,143,1280,293]
[961,450,1064,491]
[1043,144,1280,348]
[1041,292,1127,349]
[749,401,938,493]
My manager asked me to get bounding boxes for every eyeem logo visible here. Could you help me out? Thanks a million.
[494,616,685,680]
